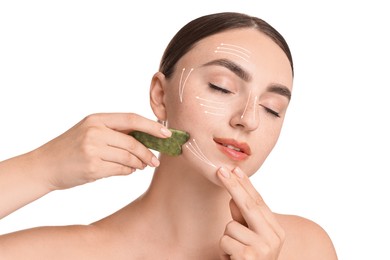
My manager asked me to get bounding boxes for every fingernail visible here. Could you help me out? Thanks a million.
[151,156,160,167]
[160,127,172,137]
[233,167,244,178]
[219,167,230,178]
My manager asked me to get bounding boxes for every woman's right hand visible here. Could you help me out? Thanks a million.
[33,113,171,191]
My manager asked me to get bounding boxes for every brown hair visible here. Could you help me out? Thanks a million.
[159,12,294,79]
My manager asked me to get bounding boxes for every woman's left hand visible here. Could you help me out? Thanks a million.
[217,167,285,260]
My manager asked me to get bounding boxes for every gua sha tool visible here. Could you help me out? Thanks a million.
[130,129,190,156]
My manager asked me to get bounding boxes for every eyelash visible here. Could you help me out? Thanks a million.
[208,83,232,94]
[208,83,280,118]
[260,105,280,118]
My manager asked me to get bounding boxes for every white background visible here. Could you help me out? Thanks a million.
[1,1,389,259]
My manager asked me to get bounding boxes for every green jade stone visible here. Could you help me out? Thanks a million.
[129,129,190,156]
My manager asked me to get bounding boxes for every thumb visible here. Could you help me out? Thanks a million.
[229,199,247,227]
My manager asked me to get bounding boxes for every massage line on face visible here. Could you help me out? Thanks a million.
[179,68,220,168]
[215,43,251,62]
[179,43,250,103]
[178,68,218,168]
[185,138,217,168]
[179,68,194,103]
[241,89,258,122]
[195,84,258,120]
[179,67,227,117]
[195,96,226,116]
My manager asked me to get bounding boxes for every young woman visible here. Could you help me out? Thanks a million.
[0,12,338,259]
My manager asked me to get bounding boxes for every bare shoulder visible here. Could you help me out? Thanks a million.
[275,213,338,260]
[0,224,106,259]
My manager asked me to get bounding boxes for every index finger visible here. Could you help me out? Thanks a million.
[217,167,278,234]
[232,167,285,238]
[94,113,172,138]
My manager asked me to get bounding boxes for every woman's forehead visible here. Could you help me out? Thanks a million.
[183,29,287,64]
[177,28,293,85]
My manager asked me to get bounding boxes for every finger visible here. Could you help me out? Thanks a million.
[100,144,146,170]
[93,113,172,137]
[232,167,267,209]
[77,157,136,182]
[224,220,256,246]
[226,200,284,256]
[232,167,285,239]
[94,160,136,178]
[217,167,274,234]
[104,128,160,167]
[219,234,246,257]
[229,199,246,226]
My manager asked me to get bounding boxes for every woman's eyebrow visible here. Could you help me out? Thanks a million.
[201,58,251,82]
[267,84,291,101]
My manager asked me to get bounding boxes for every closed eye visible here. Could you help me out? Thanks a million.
[208,83,232,94]
[260,105,280,118]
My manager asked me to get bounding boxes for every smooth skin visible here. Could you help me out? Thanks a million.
[0,28,337,259]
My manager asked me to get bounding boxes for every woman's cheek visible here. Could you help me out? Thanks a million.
[167,98,200,131]
[184,102,206,129]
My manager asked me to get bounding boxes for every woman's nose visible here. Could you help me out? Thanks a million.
[230,94,259,131]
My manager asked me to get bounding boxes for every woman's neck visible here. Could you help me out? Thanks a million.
[136,155,232,249]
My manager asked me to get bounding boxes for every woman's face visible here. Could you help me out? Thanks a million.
[162,28,293,184]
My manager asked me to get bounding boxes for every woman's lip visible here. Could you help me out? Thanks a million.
[216,143,249,161]
[213,137,251,161]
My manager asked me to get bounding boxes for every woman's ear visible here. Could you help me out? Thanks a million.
[149,72,167,121]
